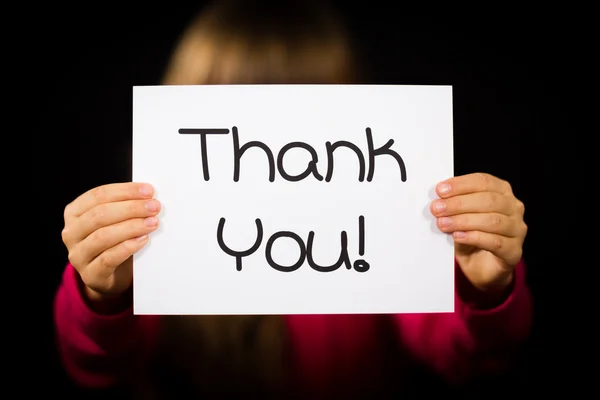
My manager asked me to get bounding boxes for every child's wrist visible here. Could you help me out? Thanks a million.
[83,285,132,315]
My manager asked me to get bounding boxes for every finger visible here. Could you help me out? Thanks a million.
[436,173,512,198]
[69,216,159,267]
[64,182,155,219]
[431,192,515,217]
[80,236,147,292]
[452,230,522,267]
[436,213,520,237]
[68,199,161,244]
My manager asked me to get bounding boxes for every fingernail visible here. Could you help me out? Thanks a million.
[144,217,158,227]
[145,200,160,212]
[440,217,452,227]
[433,200,446,214]
[437,183,451,195]
[140,184,153,197]
[136,234,148,241]
[454,231,467,239]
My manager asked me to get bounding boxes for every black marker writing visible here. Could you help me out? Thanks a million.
[232,126,276,182]
[179,127,407,182]
[353,215,370,272]
[217,216,369,273]
[277,142,324,182]
[265,231,306,272]
[366,127,407,182]
[306,230,351,272]
[325,140,366,182]
[178,128,230,181]
[217,217,263,271]
[358,215,365,256]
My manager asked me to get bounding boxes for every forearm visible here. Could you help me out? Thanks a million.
[392,259,532,384]
[53,264,160,388]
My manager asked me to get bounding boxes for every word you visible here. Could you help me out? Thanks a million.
[217,216,370,273]
[179,126,408,182]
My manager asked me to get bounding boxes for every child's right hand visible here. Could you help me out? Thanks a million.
[61,182,161,301]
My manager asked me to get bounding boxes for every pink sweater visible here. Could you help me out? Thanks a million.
[54,260,532,395]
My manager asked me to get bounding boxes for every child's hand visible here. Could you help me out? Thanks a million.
[430,173,527,293]
[61,182,161,300]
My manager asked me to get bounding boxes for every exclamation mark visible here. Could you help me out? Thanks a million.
[358,215,365,256]
[353,215,370,272]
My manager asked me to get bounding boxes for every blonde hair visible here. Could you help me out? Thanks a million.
[161,0,359,85]
[145,2,360,396]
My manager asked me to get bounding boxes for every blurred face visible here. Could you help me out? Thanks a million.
[161,14,357,86]
[152,3,357,392]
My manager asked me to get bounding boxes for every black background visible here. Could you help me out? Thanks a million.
[31,2,578,396]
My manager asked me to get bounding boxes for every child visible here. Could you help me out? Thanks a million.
[54,0,532,397]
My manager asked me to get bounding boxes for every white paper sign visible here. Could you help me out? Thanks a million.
[132,85,454,315]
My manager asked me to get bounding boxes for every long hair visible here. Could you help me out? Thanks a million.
[143,1,361,397]
[162,0,359,85]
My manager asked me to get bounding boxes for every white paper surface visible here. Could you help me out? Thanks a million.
[132,85,454,315]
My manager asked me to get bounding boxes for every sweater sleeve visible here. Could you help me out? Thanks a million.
[53,263,160,388]
[392,259,532,384]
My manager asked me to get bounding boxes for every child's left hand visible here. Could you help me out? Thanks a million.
[430,173,527,293]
